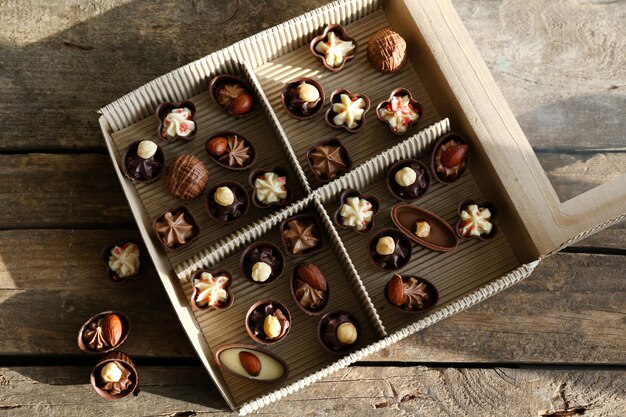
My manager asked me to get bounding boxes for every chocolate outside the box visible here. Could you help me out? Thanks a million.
[279,213,324,257]
[306,138,352,183]
[90,351,139,400]
[205,181,249,224]
[208,74,256,118]
[375,88,423,137]
[240,241,285,285]
[368,228,412,271]
[248,167,291,208]
[77,311,131,354]
[384,275,439,314]
[324,88,371,133]
[102,240,144,282]
[214,344,289,383]
[120,140,165,184]
[386,159,431,202]
[332,188,380,234]
[309,24,357,73]
[190,268,234,311]
[290,262,330,315]
[431,132,470,184]
[391,204,459,252]
[317,310,361,354]
[280,77,325,120]
[245,299,291,345]
[155,100,197,142]
[205,131,256,171]
[456,199,498,241]
[152,205,200,253]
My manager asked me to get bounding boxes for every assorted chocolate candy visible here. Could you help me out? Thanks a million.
[457,200,497,240]
[391,204,459,252]
[432,133,469,184]
[280,214,323,256]
[104,242,141,282]
[291,262,329,314]
[367,28,408,74]
[165,154,209,201]
[156,101,197,142]
[240,241,285,285]
[387,159,430,202]
[368,228,412,271]
[376,88,422,135]
[206,132,255,170]
[281,77,325,119]
[153,206,199,251]
[209,74,256,117]
[249,168,290,208]
[246,300,291,344]
[310,24,357,72]
[190,269,234,311]
[215,345,288,382]
[325,88,370,132]
[121,140,164,183]
[306,138,351,183]
[90,352,138,400]
[385,274,438,313]
[334,189,380,233]
[78,311,130,354]
[318,310,360,353]
[205,181,248,223]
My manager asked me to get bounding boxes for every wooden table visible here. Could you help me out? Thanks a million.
[1,1,624,415]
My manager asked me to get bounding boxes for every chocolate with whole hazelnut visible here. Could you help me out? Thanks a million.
[206,133,255,170]
[282,78,323,119]
[246,301,291,344]
[121,140,164,183]
[386,274,438,312]
[293,263,328,313]
[387,159,430,201]
[241,241,284,284]
[206,182,248,223]
[318,311,360,353]
[165,154,209,201]
[368,228,411,271]
[90,352,138,399]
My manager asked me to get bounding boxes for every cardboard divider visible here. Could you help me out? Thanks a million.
[179,197,382,406]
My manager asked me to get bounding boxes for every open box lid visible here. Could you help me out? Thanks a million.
[387,0,626,258]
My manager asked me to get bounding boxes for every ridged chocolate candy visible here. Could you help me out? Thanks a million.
[366,28,408,74]
[165,155,209,200]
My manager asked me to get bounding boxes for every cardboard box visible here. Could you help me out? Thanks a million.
[98,0,626,414]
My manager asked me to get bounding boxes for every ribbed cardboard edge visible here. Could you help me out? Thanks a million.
[98,0,382,132]
[243,61,312,194]
[238,259,538,415]
[313,119,450,202]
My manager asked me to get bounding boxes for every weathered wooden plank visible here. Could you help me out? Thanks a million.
[0,230,623,364]
[0,366,623,416]
[2,153,624,245]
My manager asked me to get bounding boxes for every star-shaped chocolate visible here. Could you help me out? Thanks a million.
[155,211,195,247]
[219,135,251,168]
[283,219,321,255]
[309,145,347,180]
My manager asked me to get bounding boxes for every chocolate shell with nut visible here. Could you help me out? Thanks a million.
[333,188,380,234]
[325,88,370,133]
[376,88,423,136]
[214,344,289,382]
[152,205,200,253]
[281,77,325,120]
[385,274,438,313]
[391,204,459,252]
[120,140,165,184]
[245,299,291,345]
[240,241,285,285]
[90,351,139,400]
[78,311,130,354]
[431,132,469,184]
[156,100,197,142]
[205,181,249,224]
[368,228,412,271]
[291,262,329,315]
[190,269,234,311]
[310,24,357,73]
[209,74,256,117]
[205,131,256,171]
[306,138,352,184]
[317,310,361,354]
[102,241,144,282]
[386,159,431,202]
[456,199,498,241]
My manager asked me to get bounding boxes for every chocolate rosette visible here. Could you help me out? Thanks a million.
[156,100,197,142]
[456,199,498,241]
[385,274,438,314]
[78,311,130,354]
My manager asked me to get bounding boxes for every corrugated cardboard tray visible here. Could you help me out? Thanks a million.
[98,0,626,414]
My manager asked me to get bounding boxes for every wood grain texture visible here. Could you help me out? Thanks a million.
[0,366,624,416]
[0,230,623,364]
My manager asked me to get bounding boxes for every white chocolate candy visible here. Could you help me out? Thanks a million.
[137,140,158,159]
[414,221,431,238]
[376,236,395,255]
[332,94,366,129]
[460,205,492,237]
[251,261,272,282]
[218,346,286,381]
[194,272,229,307]
[297,82,320,102]
[254,172,287,205]
[100,362,122,383]
[378,95,420,133]
[340,196,374,231]
[162,107,195,137]
[337,322,358,345]
[214,186,235,207]
[108,243,140,278]
[315,31,355,68]
[395,167,417,187]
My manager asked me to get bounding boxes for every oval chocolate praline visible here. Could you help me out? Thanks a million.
[387,159,430,201]
[78,311,131,354]
[240,241,285,285]
[390,204,459,252]
[215,344,289,382]
[245,300,291,345]
[291,262,329,315]
[206,131,256,171]
[205,181,249,223]
[385,274,439,313]
[431,132,470,184]
[368,228,412,271]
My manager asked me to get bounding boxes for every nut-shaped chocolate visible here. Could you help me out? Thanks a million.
[206,136,228,157]
[165,155,209,201]
[102,313,123,347]
[239,351,262,377]
[367,28,408,74]
[295,263,327,291]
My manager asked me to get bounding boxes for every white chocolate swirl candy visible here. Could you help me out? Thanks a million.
[194,272,229,307]
[315,31,355,68]
[340,196,374,231]
[254,172,287,205]
[378,95,419,133]
[460,204,493,237]
[332,94,366,129]
[108,243,140,278]
[162,107,195,137]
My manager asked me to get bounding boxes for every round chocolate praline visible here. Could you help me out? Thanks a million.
[90,351,139,400]
[205,181,248,224]
[368,228,412,271]
[120,140,165,184]
[387,159,430,201]
[240,241,285,285]
[281,77,325,120]
[245,300,291,345]
[317,310,361,354]
[306,138,352,183]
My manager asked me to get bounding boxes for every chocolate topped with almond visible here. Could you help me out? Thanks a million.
[385,274,438,313]
[432,133,469,184]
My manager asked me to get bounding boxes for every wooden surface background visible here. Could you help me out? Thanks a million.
[0,0,624,416]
